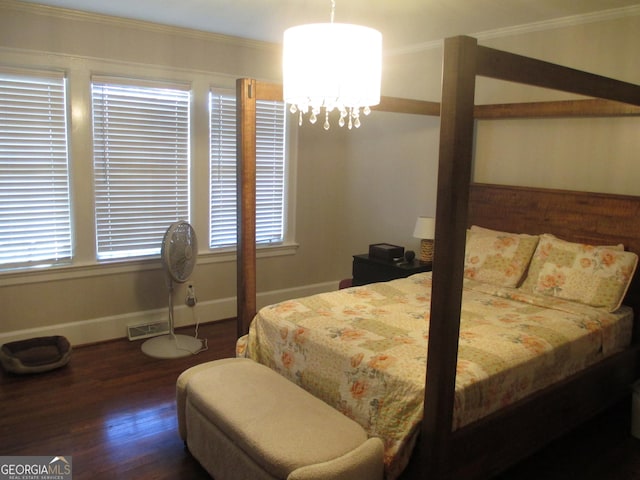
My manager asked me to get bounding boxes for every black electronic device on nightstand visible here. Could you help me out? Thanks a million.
[352,253,432,286]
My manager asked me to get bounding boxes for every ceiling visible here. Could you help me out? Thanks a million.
[17,0,640,51]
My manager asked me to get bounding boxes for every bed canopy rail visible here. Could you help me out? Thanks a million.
[475,98,640,118]
[236,34,640,479]
[475,44,640,104]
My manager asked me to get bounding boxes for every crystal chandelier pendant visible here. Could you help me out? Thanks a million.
[282,1,382,130]
[338,110,346,128]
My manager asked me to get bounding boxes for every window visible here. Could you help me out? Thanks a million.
[209,91,286,249]
[91,79,190,260]
[0,70,72,270]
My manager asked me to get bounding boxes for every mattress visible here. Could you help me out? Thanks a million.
[237,272,633,479]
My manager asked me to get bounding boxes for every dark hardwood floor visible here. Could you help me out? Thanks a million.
[1,318,639,479]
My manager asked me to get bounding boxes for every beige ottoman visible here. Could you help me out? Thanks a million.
[176,357,384,480]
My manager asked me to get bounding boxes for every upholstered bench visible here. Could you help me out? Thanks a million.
[176,357,384,480]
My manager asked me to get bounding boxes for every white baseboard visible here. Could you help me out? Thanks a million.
[0,280,339,346]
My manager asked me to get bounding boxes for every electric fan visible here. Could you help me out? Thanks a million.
[141,221,205,359]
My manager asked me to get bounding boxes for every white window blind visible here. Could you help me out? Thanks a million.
[209,92,285,249]
[92,80,190,260]
[0,70,72,270]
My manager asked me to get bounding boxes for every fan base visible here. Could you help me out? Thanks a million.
[141,334,204,359]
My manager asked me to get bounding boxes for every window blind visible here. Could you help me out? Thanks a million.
[0,71,72,270]
[92,80,190,260]
[209,92,285,249]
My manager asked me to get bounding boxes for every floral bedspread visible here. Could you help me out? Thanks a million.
[237,272,633,480]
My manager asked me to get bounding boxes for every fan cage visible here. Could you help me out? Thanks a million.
[162,221,198,283]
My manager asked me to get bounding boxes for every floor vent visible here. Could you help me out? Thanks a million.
[127,320,170,341]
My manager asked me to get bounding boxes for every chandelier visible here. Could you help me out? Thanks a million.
[282,0,382,130]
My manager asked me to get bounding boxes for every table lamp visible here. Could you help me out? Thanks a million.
[413,216,435,263]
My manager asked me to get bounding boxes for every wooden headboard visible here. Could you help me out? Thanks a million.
[468,183,640,330]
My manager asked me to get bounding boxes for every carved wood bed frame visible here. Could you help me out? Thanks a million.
[235,36,640,479]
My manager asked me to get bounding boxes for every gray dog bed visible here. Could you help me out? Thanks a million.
[0,336,72,374]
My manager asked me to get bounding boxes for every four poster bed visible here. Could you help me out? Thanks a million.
[234,36,640,479]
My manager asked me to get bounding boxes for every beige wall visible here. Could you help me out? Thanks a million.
[0,0,638,345]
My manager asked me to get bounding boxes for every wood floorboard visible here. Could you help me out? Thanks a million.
[1,317,639,479]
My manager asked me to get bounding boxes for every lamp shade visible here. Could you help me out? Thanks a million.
[413,216,435,240]
[283,22,382,129]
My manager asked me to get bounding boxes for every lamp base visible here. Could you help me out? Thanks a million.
[419,239,434,263]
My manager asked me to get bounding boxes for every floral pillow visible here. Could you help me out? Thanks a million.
[519,234,637,312]
[464,226,539,288]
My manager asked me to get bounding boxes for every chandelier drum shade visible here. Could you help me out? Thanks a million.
[283,18,382,130]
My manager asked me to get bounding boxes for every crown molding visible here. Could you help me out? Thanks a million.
[0,0,280,52]
[4,1,639,59]
[475,4,640,41]
[386,4,640,57]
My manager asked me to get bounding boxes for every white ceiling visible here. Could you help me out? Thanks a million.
[16,0,640,51]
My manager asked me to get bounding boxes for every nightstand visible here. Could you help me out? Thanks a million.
[351,254,432,286]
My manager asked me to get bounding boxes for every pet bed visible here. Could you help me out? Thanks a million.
[0,335,71,374]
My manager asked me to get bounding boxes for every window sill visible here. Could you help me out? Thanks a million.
[0,242,299,287]
[199,242,299,265]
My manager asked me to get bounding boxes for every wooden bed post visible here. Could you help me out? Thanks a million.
[420,36,478,479]
[236,78,257,338]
